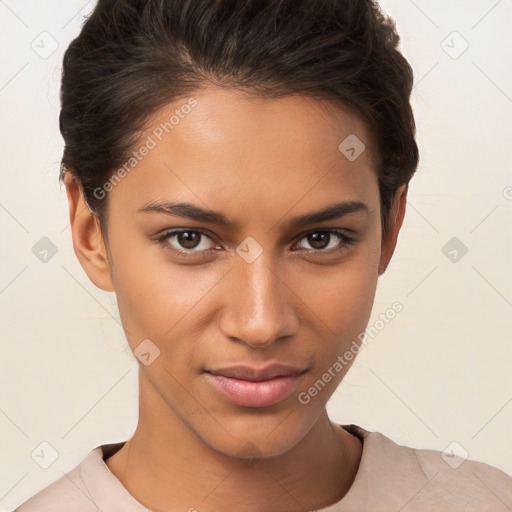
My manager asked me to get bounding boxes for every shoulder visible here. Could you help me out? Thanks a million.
[344,424,512,511]
[13,447,105,512]
[412,443,512,509]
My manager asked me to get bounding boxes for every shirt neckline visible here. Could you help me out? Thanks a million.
[82,424,369,512]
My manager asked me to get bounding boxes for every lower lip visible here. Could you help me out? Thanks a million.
[205,372,302,408]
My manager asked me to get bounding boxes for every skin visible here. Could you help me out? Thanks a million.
[63,86,407,512]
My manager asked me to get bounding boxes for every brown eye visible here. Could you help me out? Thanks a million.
[176,231,202,249]
[295,230,354,253]
[306,232,331,250]
[156,229,220,258]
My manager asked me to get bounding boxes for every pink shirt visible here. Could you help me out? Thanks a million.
[14,424,512,511]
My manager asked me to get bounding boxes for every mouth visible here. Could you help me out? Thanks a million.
[204,364,307,408]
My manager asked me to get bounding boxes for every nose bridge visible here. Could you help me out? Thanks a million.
[220,248,297,347]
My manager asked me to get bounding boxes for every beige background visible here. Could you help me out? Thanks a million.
[1,0,511,509]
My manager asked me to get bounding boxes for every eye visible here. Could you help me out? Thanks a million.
[156,228,356,260]
[156,229,220,258]
[293,230,355,255]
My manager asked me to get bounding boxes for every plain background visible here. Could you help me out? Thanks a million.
[1,0,511,509]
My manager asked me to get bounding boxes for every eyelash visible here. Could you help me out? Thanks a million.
[156,228,356,259]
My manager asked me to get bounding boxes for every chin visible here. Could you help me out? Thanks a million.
[191,410,309,461]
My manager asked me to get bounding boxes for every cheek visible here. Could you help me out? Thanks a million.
[108,232,221,345]
[295,241,380,341]
[293,249,379,400]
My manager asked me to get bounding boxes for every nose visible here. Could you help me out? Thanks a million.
[218,250,299,348]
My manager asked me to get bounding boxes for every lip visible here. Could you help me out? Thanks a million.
[205,364,307,408]
[206,364,306,381]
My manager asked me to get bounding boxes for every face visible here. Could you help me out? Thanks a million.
[67,86,406,458]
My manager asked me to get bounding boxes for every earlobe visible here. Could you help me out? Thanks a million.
[63,171,115,292]
[378,183,408,276]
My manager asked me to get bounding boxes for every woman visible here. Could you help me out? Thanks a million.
[15,0,512,511]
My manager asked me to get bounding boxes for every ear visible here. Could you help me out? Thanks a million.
[63,171,115,292]
[378,183,408,276]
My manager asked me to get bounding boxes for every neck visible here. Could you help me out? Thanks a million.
[105,376,362,512]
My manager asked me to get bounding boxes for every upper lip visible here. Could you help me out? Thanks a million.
[206,364,307,382]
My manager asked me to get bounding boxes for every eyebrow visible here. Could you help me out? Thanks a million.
[138,200,370,228]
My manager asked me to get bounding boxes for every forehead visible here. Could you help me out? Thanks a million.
[108,86,379,220]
